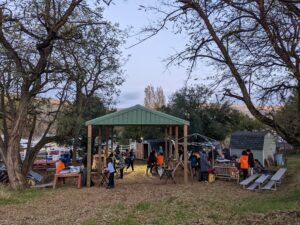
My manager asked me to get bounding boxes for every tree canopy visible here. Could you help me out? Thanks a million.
[0,0,126,189]
[144,0,300,147]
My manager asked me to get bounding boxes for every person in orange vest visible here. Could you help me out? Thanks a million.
[56,158,66,174]
[240,150,249,180]
[156,152,164,167]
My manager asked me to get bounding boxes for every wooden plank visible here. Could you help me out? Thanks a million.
[87,125,92,187]
[240,174,260,187]
[247,182,259,191]
[262,180,276,190]
[183,125,188,185]
[255,174,270,184]
[271,168,287,182]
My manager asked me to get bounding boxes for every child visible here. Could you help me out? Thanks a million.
[118,153,126,179]
[56,158,65,174]
[106,157,115,188]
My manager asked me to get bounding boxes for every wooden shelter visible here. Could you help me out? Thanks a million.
[85,104,190,187]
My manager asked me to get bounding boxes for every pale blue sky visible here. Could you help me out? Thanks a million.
[103,1,210,108]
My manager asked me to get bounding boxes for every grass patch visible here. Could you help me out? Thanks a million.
[236,188,300,214]
[0,186,52,205]
[135,202,151,211]
[82,219,98,225]
[234,155,300,214]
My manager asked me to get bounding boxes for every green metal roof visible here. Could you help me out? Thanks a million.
[85,104,190,126]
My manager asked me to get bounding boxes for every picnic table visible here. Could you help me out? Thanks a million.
[53,173,82,189]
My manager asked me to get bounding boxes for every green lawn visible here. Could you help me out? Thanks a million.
[1,154,300,225]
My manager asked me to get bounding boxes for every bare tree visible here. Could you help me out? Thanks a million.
[144,84,166,109]
[0,0,125,190]
[144,0,300,147]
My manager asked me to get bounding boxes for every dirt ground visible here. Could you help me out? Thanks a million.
[0,161,299,225]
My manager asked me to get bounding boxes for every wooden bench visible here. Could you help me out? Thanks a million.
[240,174,260,189]
[262,168,287,191]
[53,173,82,189]
[247,174,270,191]
[214,165,240,183]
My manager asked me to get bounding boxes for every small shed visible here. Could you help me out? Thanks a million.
[229,131,276,166]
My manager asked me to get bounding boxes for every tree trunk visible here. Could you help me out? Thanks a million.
[21,149,38,177]
[5,138,27,190]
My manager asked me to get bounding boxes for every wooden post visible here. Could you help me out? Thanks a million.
[183,125,188,185]
[111,126,114,152]
[164,127,168,158]
[105,126,109,166]
[169,126,172,157]
[98,127,102,177]
[87,125,92,187]
[175,126,179,160]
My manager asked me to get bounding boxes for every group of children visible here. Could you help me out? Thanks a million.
[105,149,135,189]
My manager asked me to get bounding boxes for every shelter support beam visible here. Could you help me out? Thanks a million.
[87,125,92,187]
[105,126,109,166]
[169,126,173,157]
[183,125,188,185]
[98,127,102,177]
[111,126,114,152]
[175,126,179,160]
[164,127,168,158]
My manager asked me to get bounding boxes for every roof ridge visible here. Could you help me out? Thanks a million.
[85,104,189,126]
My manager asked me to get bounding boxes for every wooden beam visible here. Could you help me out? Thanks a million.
[105,126,109,166]
[175,126,179,160]
[98,126,102,178]
[169,126,172,157]
[111,126,114,153]
[183,125,188,185]
[87,125,92,187]
[164,127,168,158]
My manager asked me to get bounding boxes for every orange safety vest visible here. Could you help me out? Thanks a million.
[156,155,164,166]
[56,160,65,174]
[240,155,249,169]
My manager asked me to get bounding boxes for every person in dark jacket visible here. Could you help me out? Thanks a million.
[199,151,210,182]
[126,150,135,171]
[146,150,156,175]
[246,149,254,176]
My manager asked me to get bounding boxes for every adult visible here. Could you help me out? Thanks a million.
[115,145,120,155]
[240,150,249,180]
[118,153,126,179]
[246,149,255,176]
[126,150,135,171]
[156,152,165,177]
[146,150,156,176]
[156,152,164,167]
[199,151,210,182]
